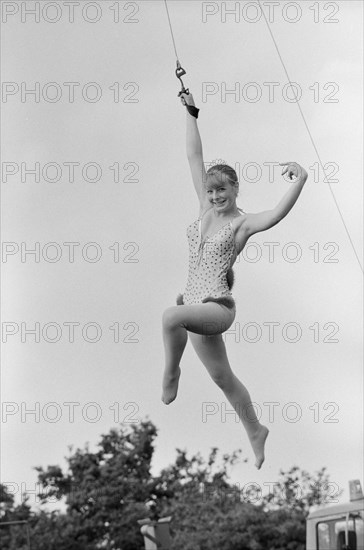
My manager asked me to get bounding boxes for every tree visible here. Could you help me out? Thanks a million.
[1,419,339,549]
[260,465,343,514]
[0,484,32,550]
[34,420,159,549]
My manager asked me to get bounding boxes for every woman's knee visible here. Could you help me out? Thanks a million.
[209,368,234,391]
[162,306,184,330]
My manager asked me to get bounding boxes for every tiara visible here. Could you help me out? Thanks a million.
[207,158,227,168]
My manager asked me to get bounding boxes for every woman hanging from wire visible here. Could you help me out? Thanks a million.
[161,91,308,469]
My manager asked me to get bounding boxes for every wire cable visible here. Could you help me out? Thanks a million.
[256,0,363,273]
[163,0,180,62]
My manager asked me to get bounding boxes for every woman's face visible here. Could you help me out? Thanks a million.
[205,177,238,212]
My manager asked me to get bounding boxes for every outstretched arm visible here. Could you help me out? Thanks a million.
[242,162,308,237]
[180,93,208,211]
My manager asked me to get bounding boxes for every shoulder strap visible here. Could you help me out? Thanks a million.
[198,205,213,221]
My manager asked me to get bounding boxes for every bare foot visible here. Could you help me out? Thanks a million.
[249,425,269,469]
[161,367,181,405]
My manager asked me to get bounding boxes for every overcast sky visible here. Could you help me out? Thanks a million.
[1,0,363,512]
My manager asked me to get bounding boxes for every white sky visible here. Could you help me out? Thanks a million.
[1,0,363,511]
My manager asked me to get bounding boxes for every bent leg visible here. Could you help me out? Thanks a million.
[167,302,236,336]
[189,332,269,469]
[161,303,235,405]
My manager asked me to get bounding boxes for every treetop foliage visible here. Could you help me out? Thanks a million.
[1,419,337,550]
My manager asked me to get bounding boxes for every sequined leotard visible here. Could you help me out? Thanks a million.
[179,208,239,309]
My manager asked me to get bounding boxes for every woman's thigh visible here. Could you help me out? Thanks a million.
[163,302,236,336]
[188,331,228,365]
[188,331,234,386]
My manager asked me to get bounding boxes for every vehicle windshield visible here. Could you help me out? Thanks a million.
[317,515,364,550]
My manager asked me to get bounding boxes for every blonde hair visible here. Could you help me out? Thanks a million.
[206,164,238,186]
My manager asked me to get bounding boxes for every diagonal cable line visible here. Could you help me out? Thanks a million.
[256,0,363,273]
[164,0,180,61]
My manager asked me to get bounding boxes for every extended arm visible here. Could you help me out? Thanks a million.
[242,162,308,237]
[181,93,208,209]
